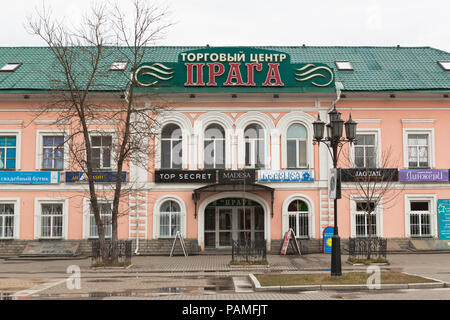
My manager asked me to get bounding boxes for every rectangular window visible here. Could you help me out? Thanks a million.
[355,201,377,237]
[42,136,64,170]
[409,201,431,237]
[89,203,112,238]
[0,203,14,238]
[354,134,376,168]
[407,134,429,168]
[0,136,16,170]
[91,135,112,169]
[160,212,180,237]
[41,203,63,238]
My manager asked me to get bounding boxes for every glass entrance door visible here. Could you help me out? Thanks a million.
[218,208,232,247]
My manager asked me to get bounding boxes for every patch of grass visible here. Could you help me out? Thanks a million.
[91,260,132,268]
[348,257,390,265]
[255,272,436,286]
[230,259,269,266]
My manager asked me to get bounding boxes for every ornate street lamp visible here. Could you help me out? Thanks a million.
[313,106,357,277]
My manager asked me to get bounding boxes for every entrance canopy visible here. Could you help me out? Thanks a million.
[192,183,274,219]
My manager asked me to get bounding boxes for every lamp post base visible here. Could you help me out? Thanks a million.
[331,235,342,277]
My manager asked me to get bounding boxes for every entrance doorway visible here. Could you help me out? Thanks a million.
[204,198,264,249]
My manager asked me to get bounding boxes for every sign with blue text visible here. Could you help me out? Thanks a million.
[0,171,59,184]
[438,199,450,240]
[323,226,334,253]
[257,170,314,182]
[65,171,127,183]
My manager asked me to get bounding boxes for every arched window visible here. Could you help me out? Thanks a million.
[287,123,307,168]
[288,199,309,238]
[244,124,265,168]
[159,200,181,237]
[161,124,182,169]
[204,124,225,169]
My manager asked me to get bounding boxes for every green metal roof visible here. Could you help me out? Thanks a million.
[0,46,449,93]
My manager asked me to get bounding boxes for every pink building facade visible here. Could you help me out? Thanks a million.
[0,46,449,255]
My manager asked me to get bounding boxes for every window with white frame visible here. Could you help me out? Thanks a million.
[42,135,65,170]
[0,203,15,239]
[89,202,112,238]
[354,134,376,168]
[286,124,307,168]
[204,124,225,169]
[244,123,265,168]
[287,200,309,238]
[0,136,17,170]
[355,201,377,237]
[161,124,182,169]
[159,200,180,238]
[407,134,430,168]
[91,135,112,169]
[409,200,432,237]
[40,203,63,238]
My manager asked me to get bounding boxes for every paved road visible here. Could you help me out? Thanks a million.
[1,253,450,300]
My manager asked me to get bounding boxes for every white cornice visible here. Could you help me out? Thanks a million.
[401,118,435,123]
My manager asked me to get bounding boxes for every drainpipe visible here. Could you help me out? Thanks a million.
[135,213,140,255]
[124,91,140,256]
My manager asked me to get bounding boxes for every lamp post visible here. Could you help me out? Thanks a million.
[313,105,357,276]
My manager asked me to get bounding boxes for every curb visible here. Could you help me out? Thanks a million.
[248,273,446,292]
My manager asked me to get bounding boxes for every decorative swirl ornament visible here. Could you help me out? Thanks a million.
[135,63,174,87]
[294,64,334,87]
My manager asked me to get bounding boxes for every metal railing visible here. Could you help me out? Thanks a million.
[91,240,132,264]
[348,237,387,259]
[231,239,267,262]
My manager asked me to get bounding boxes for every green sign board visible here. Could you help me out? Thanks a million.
[135,48,335,93]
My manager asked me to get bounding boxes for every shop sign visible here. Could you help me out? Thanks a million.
[155,170,216,183]
[65,171,127,183]
[438,199,450,240]
[323,226,334,253]
[0,171,59,184]
[257,170,314,182]
[135,48,335,92]
[341,168,398,182]
[218,170,256,184]
[399,169,449,182]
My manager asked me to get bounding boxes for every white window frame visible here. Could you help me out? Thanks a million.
[0,198,20,239]
[152,195,186,239]
[281,194,315,239]
[350,129,381,168]
[194,112,233,170]
[203,123,227,170]
[402,128,435,169]
[154,112,191,170]
[36,130,69,170]
[88,130,117,170]
[82,197,112,239]
[350,195,383,238]
[276,112,315,170]
[0,130,21,170]
[34,198,69,240]
[243,123,266,169]
[404,194,437,238]
[160,124,184,169]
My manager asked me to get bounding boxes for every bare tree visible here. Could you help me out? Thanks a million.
[27,0,172,263]
[340,144,403,260]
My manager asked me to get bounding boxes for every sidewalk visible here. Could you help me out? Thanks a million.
[1,253,450,280]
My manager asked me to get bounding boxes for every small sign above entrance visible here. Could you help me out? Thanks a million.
[155,170,216,183]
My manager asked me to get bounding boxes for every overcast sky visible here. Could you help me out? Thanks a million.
[2,0,449,52]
